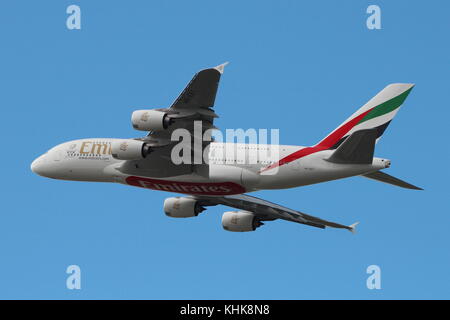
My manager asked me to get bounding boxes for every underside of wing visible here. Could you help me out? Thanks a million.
[146,63,228,145]
[195,194,358,233]
[121,63,228,177]
[170,62,228,110]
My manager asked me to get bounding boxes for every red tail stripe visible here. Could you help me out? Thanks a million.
[316,108,373,148]
[260,108,374,173]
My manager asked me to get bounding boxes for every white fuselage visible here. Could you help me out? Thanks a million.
[31,138,389,196]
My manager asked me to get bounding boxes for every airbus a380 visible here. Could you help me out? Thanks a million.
[31,63,421,233]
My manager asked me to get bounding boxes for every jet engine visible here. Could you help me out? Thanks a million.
[111,139,152,160]
[221,211,263,232]
[131,109,171,131]
[163,197,206,218]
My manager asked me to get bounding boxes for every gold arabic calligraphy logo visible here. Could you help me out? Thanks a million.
[173,199,181,210]
[119,141,128,152]
[140,111,149,122]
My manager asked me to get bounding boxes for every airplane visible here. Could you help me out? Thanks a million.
[31,63,422,233]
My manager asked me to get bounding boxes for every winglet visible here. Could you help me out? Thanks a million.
[214,62,229,74]
[349,222,360,234]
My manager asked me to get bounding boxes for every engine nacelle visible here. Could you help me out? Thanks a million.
[163,197,205,218]
[131,109,170,131]
[111,139,152,160]
[221,211,263,232]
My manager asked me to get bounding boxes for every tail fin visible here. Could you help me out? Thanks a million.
[316,84,414,150]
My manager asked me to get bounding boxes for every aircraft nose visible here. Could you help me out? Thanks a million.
[31,155,49,177]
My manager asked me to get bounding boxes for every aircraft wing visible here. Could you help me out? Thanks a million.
[144,63,228,148]
[170,62,228,110]
[120,64,227,176]
[195,194,359,233]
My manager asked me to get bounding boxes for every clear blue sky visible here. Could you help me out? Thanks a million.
[0,0,448,299]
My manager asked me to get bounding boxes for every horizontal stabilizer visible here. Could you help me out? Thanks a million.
[327,129,377,164]
[362,171,423,190]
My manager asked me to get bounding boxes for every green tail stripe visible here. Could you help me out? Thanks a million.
[358,87,413,125]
